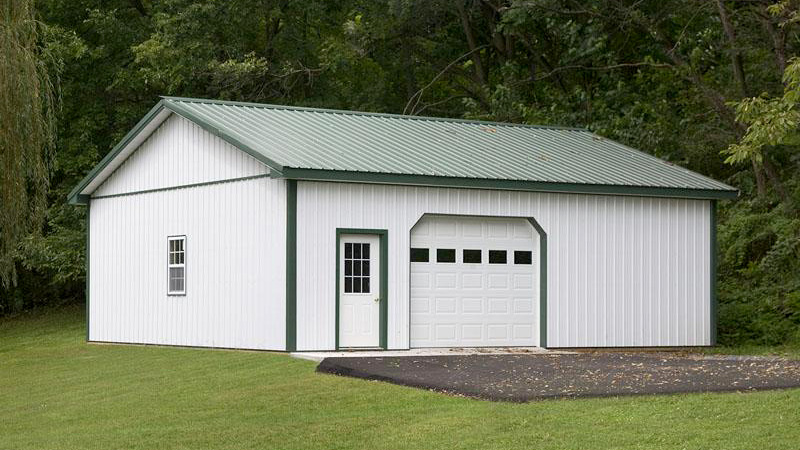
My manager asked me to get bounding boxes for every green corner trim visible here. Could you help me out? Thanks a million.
[526,218,548,348]
[285,180,297,352]
[280,168,739,200]
[85,201,90,341]
[335,228,389,350]
[710,200,718,345]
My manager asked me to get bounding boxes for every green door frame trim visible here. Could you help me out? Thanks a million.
[710,200,718,346]
[334,228,389,350]
[408,213,548,348]
[285,180,297,352]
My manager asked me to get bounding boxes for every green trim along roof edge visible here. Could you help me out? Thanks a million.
[68,97,739,205]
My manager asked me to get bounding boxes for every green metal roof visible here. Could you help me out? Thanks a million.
[69,97,738,204]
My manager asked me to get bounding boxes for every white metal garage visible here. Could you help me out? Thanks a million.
[410,215,539,347]
[69,97,739,352]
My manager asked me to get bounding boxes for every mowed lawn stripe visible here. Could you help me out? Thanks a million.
[1,305,798,450]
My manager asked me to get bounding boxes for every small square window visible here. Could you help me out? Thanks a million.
[488,250,507,264]
[353,243,361,259]
[463,249,482,263]
[344,243,352,258]
[514,250,533,265]
[410,248,429,262]
[437,249,456,263]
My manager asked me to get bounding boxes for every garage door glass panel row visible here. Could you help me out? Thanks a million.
[411,248,532,265]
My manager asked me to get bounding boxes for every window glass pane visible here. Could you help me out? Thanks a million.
[437,249,456,263]
[463,249,481,263]
[362,260,370,276]
[176,239,183,252]
[344,277,353,293]
[353,261,361,276]
[169,240,175,252]
[489,250,507,264]
[514,250,532,265]
[362,243,370,259]
[353,243,361,259]
[344,260,352,276]
[362,277,370,293]
[410,248,429,262]
[344,243,352,258]
[178,252,184,265]
[353,277,362,293]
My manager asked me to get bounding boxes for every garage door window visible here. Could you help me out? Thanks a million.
[463,249,481,263]
[514,250,533,265]
[436,249,456,263]
[488,250,507,264]
[410,248,429,262]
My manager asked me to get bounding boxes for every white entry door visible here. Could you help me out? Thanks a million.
[339,234,381,348]
[410,215,538,348]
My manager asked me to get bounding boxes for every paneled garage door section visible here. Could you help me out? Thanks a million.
[410,215,539,347]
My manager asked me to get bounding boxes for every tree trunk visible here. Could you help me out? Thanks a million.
[716,0,748,97]
[762,157,790,203]
[752,158,767,197]
[456,1,488,87]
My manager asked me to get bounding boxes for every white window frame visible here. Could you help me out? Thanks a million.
[167,235,186,296]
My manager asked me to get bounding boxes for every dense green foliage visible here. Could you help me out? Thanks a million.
[2,0,799,345]
[1,305,799,449]
[0,0,57,288]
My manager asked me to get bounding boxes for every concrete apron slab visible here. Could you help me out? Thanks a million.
[290,347,569,362]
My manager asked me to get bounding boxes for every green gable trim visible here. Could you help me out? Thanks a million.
[67,99,285,206]
[164,99,285,175]
[68,101,168,205]
[281,168,738,200]
[285,180,297,352]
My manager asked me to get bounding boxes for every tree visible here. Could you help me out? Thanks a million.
[0,0,57,287]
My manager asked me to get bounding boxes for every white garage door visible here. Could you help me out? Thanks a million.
[410,215,539,348]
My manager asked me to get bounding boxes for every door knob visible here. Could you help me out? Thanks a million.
[374,297,380,303]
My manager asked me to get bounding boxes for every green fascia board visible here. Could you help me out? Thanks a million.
[280,168,739,200]
[67,99,285,205]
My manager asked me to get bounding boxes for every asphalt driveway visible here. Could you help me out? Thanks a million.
[316,352,800,402]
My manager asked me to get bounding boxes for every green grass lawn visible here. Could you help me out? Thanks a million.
[2,306,799,450]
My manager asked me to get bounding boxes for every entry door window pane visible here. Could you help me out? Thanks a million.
[344,242,370,294]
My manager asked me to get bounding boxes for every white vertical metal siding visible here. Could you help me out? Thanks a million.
[295,181,711,350]
[89,177,286,350]
[88,114,286,350]
[94,114,268,197]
